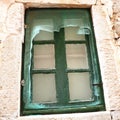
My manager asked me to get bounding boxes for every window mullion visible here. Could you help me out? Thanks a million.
[54,28,69,104]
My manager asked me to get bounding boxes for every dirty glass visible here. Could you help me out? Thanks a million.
[68,73,92,101]
[32,74,57,103]
[33,45,55,69]
[66,44,89,69]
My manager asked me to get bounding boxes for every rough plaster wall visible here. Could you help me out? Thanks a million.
[0,0,120,119]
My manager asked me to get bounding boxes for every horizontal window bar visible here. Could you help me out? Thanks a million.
[92,83,103,86]
[32,69,56,74]
[65,40,86,44]
[23,104,104,115]
[67,69,90,73]
[33,40,55,44]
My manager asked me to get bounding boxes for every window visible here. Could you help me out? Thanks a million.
[22,9,105,115]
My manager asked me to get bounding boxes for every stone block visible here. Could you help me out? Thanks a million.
[0,0,14,23]
[112,0,120,38]
[15,0,96,8]
[0,35,22,118]
[0,89,19,118]
[101,0,113,18]
[114,22,120,36]
[0,0,15,36]
[18,112,111,120]
[91,4,120,112]
[96,40,120,111]
[6,3,24,41]
[112,0,120,13]
[92,5,114,40]
[111,111,120,120]
[92,37,120,111]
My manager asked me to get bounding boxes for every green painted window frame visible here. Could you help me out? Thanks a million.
[21,8,105,115]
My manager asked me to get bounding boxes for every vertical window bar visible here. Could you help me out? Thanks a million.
[85,35,94,99]
[54,28,70,104]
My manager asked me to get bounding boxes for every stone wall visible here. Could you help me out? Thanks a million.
[0,0,120,119]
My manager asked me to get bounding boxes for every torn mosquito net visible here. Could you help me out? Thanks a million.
[31,18,91,40]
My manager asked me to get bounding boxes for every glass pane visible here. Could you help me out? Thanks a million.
[66,44,89,69]
[34,45,55,69]
[65,27,85,41]
[32,74,57,103]
[68,73,92,101]
[34,31,54,41]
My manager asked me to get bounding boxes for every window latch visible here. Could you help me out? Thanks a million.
[21,80,25,86]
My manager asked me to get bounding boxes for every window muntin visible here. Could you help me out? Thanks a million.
[22,9,105,115]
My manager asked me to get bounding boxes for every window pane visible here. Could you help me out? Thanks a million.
[65,27,85,41]
[34,45,55,69]
[32,74,57,103]
[68,73,92,101]
[34,31,54,41]
[66,44,89,69]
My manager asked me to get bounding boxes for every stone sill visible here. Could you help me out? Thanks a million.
[18,111,111,120]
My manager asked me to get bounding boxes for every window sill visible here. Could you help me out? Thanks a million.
[18,111,111,120]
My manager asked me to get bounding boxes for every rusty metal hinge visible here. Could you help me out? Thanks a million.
[24,24,28,29]
[21,80,25,86]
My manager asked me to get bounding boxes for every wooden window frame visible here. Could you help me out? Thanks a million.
[21,8,105,115]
